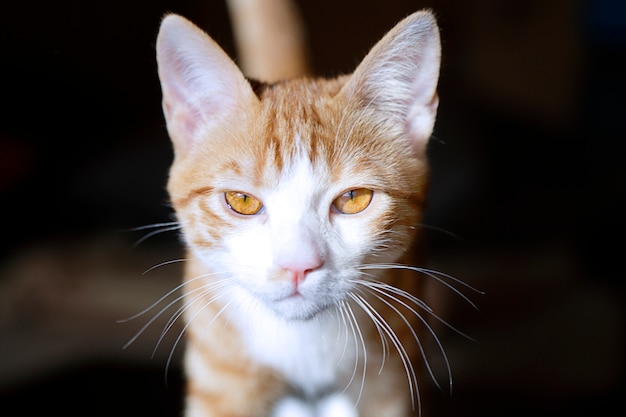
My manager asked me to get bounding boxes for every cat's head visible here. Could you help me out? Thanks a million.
[156,12,440,321]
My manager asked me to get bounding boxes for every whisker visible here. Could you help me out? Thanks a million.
[143,258,187,275]
[349,292,420,414]
[417,223,464,241]
[124,222,182,250]
[118,271,233,349]
[357,270,433,314]
[155,279,233,355]
[120,277,223,351]
[360,263,483,310]
[132,226,182,249]
[334,302,351,367]
[118,280,185,324]
[365,278,475,341]
[341,298,367,408]
[126,221,181,232]
[346,283,390,375]
[120,289,185,350]
[161,279,230,344]
[154,287,209,356]
[196,290,237,346]
[163,285,236,382]
[355,279,452,393]
[118,270,227,324]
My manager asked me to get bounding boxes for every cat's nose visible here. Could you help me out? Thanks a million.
[276,251,324,285]
[276,242,324,286]
[273,223,324,285]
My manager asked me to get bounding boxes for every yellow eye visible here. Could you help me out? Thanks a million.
[332,188,373,214]
[225,191,263,215]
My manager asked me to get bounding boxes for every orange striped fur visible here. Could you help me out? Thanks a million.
[156,3,442,416]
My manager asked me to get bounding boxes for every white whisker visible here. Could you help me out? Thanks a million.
[346,281,390,375]
[341,298,367,408]
[192,285,237,348]
[354,279,451,393]
[118,271,234,349]
[126,221,181,232]
[349,262,483,403]
[125,222,182,249]
[417,223,464,240]
[163,286,235,380]
[120,289,185,350]
[334,302,351,367]
[118,271,217,324]
[155,278,233,355]
[349,292,420,414]
[143,258,187,275]
[360,263,483,310]
[366,278,475,341]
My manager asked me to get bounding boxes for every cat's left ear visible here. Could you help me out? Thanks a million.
[341,11,441,154]
[156,14,258,154]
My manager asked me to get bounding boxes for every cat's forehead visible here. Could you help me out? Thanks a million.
[244,78,349,180]
[252,77,347,101]
[215,77,413,190]
[244,126,336,192]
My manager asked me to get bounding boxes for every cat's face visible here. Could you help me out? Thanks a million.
[167,79,428,320]
[157,14,440,321]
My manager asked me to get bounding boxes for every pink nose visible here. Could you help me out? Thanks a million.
[277,253,324,285]
[273,225,324,287]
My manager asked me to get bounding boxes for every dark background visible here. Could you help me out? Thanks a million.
[1,0,624,416]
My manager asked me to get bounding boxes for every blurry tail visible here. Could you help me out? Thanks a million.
[226,0,310,82]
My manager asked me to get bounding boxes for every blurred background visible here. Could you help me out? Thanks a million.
[0,0,624,416]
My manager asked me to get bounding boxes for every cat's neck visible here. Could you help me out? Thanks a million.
[228,287,346,397]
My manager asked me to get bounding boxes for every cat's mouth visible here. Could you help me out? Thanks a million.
[285,289,304,299]
[245,269,345,321]
[275,289,311,305]
[270,292,332,321]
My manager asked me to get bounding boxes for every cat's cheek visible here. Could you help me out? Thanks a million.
[333,219,371,256]
[331,203,389,258]
[227,226,273,276]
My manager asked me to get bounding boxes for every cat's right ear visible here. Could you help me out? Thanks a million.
[156,14,258,154]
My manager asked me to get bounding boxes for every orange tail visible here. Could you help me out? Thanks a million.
[225,0,310,82]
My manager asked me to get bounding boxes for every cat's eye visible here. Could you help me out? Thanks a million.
[225,191,263,215]
[332,188,373,214]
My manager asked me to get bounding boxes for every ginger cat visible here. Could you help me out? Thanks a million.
[155,1,444,416]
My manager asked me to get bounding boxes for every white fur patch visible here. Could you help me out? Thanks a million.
[272,396,315,417]
[227,287,353,397]
[271,393,357,417]
[318,393,358,417]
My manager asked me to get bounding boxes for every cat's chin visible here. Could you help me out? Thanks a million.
[268,295,334,322]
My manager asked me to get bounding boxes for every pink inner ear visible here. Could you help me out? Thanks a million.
[156,14,258,153]
[406,92,439,153]
[165,103,203,154]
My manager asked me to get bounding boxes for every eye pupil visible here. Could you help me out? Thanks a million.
[225,191,263,215]
[332,188,373,214]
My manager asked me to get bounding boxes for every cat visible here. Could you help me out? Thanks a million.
[155,1,446,416]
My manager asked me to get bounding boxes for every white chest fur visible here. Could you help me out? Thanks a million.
[227,287,351,397]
